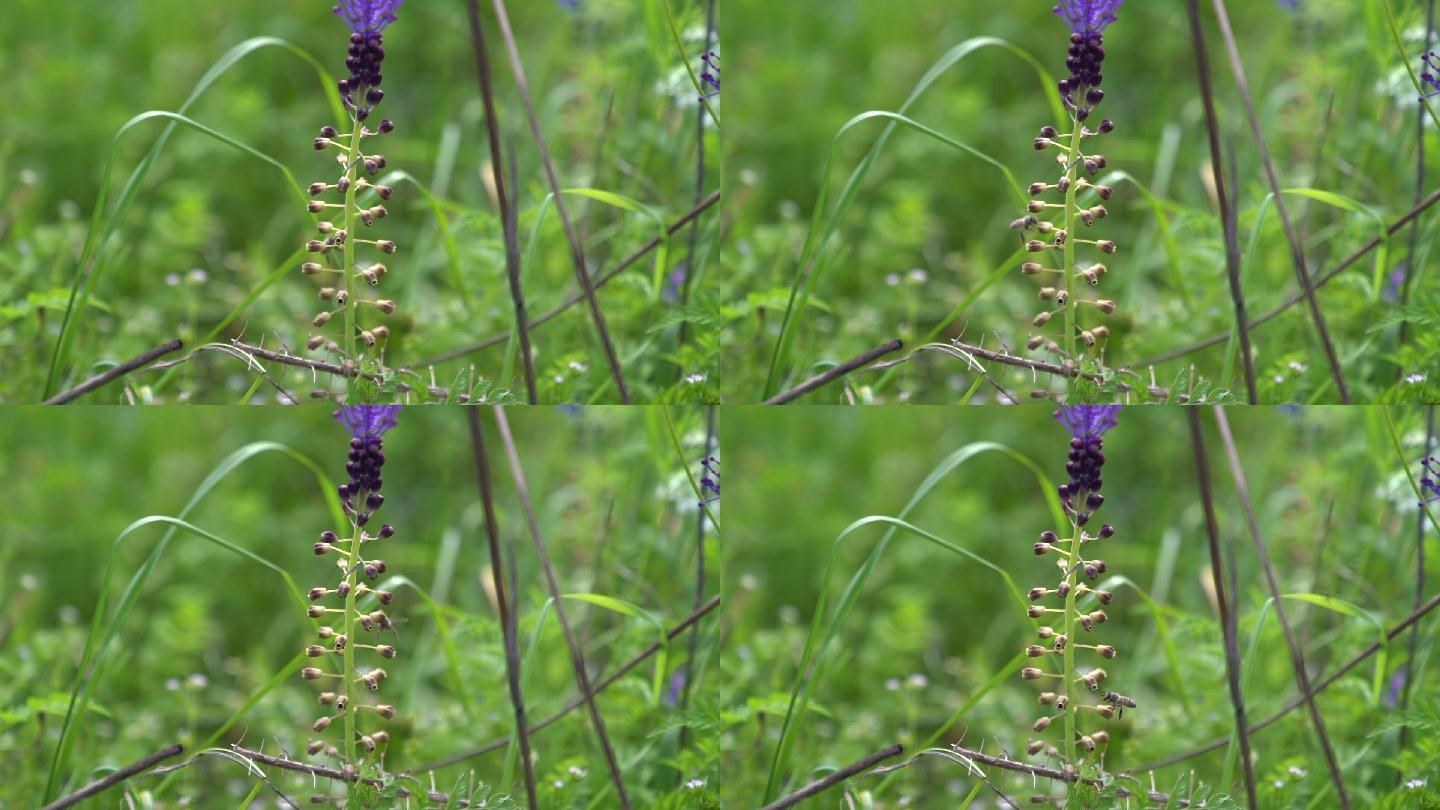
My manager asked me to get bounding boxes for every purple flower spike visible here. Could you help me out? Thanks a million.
[335,405,402,440]
[1054,405,1122,441]
[334,0,406,34]
[1054,0,1125,34]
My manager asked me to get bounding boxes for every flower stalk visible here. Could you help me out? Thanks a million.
[302,404,402,793]
[1022,405,1130,793]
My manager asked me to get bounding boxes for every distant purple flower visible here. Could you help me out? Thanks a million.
[699,51,720,102]
[1387,670,1406,707]
[1054,405,1121,441]
[1054,0,1124,34]
[1422,456,1440,507]
[699,456,720,506]
[335,404,401,440]
[334,0,405,34]
[1422,52,1440,102]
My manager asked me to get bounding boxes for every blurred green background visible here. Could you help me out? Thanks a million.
[0,405,721,807]
[719,405,1440,806]
[721,0,1440,403]
[0,0,720,404]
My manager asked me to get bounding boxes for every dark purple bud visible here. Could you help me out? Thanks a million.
[379,524,395,538]
[378,119,395,134]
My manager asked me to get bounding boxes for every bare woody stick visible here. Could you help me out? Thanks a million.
[947,341,1184,401]
[758,744,904,810]
[936,746,1191,806]
[1187,409,1259,810]
[414,594,720,772]
[464,0,536,403]
[229,746,479,807]
[490,0,630,403]
[1213,408,1350,807]
[466,409,538,810]
[762,339,904,404]
[493,406,631,808]
[38,743,183,810]
[43,339,183,405]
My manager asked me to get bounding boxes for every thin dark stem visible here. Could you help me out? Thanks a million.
[940,341,1183,400]
[226,341,467,401]
[679,406,716,753]
[757,744,903,810]
[1400,0,1437,360]
[1187,408,1258,810]
[1134,187,1440,367]
[415,190,720,367]
[677,0,717,354]
[38,743,182,810]
[1210,0,1349,401]
[411,594,721,772]
[1185,0,1256,403]
[464,0,536,403]
[490,0,630,402]
[466,408,538,810]
[1214,408,1349,808]
[1135,591,1440,772]
[932,746,1190,806]
[42,339,183,405]
[1401,406,1435,757]
[493,406,631,809]
[762,339,904,404]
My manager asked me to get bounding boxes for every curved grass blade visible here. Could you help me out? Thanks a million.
[42,36,340,399]
[46,112,310,399]
[1098,170,1192,307]
[763,441,1062,802]
[43,441,341,801]
[762,36,1063,398]
[44,516,310,802]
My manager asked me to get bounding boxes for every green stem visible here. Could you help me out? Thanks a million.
[341,108,363,381]
[341,525,360,776]
[1061,521,1080,773]
[1061,123,1082,386]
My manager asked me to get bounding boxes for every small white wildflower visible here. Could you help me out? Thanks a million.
[1407,778,1427,789]
[568,361,587,373]
[1273,375,1285,384]
[1273,780,1285,789]
[906,673,928,689]
[907,268,929,284]
[1288,361,1306,373]
[1288,766,1306,778]
[553,780,565,789]
[165,273,182,287]
[568,766,586,778]
[186,673,208,689]
[686,374,706,384]
[553,375,565,384]
[685,779,706,790]
[165,678,182,692]
[187,268,208,284]
[885,678,902,691]
[885,273,901,287]
[1407,373,1426,384]
[739,573,759,590]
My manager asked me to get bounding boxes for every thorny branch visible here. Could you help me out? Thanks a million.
[937,746,1192,807]
[757,743,904,810]
[762,339,905,404]
[38,743,183,810]
[946,340,1188,401]
[42,339,183,405]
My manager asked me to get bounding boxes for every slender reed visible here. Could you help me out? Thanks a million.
[678,0,718,354]
[1186,408,1257,810]
[466,408,538,810]
[1210,0,1349,401]
[757,744,903,810]
[1402,407,1436,757]
[762,338,904,404]
[493,406,631,808]
[1213,408,1349,807]
[1184,0,1256,403]
[1020,405,1130,800]
[300,2,406,392]
[1403,0,1438,360]
[38,744,183,810]
[464,0,536,403]
[42,338,183,405]
[680,406,717,752]
[489,0,630,402]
